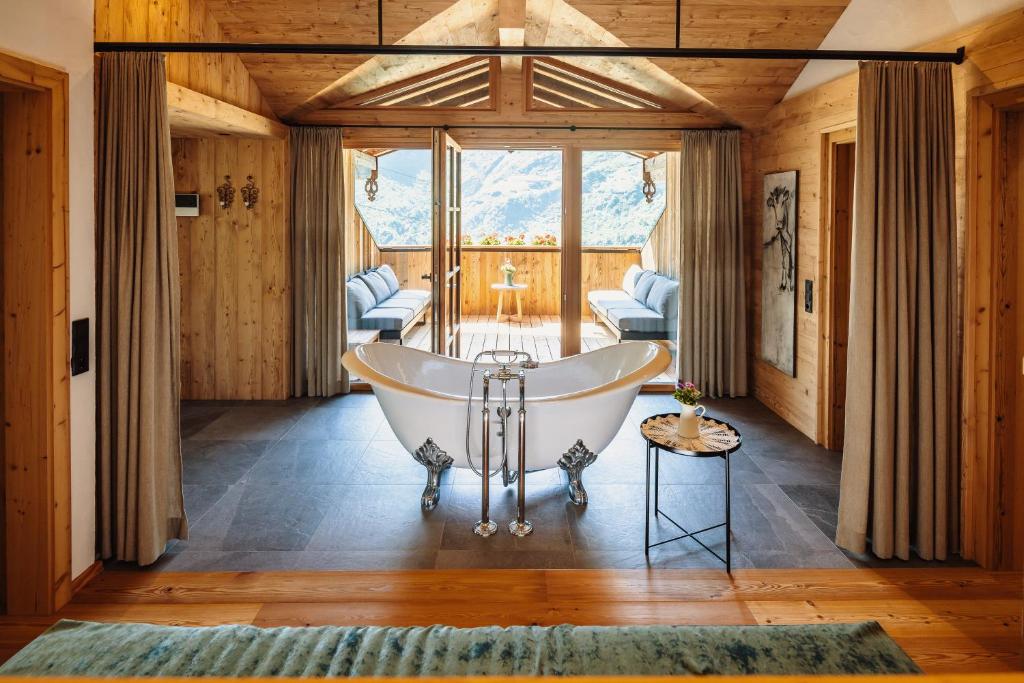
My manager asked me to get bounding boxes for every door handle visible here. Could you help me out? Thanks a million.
[421,273,432,281]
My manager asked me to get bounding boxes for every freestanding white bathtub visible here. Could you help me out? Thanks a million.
[342,341,671,512]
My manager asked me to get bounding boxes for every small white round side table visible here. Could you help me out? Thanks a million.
[491,283,528,322]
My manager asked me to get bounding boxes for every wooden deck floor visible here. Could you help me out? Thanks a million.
[0,568,1018,673]
[404,314,676,383]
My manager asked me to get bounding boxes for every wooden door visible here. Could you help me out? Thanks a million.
[827,141,854,450]
[431,129,463,356]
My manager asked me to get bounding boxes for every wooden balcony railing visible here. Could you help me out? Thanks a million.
[351,221,643,317]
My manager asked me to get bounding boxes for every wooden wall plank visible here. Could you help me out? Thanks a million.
[174,137,290,400]
[97,0,278,120]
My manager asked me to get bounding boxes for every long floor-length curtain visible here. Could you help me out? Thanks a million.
[97,53,187,565]
[291,127,348,397]
[678,129,747,398]
[836,61,959,561]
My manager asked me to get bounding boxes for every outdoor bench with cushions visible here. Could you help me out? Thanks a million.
[587,264,679,342]
[346,264,430,343]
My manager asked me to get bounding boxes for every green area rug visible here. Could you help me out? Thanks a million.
[0,619,920,677]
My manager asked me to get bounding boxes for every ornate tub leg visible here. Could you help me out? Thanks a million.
[558,440,598,506]
[413,438,453,511]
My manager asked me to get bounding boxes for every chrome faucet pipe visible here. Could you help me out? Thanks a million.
[474,370,497,537]
[509,369,533,537]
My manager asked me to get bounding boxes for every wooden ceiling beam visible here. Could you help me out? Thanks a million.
[498,0,527,74]
[533,79,608,109]
[166,82,288,139]
[367,64,491,107]
[433,85,491,107]
[534,60,665,109]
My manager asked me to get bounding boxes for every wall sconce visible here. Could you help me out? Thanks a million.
[216,175,235,209]
[241,175,259,209]
[364,168,379,202]
[642,170,657,204]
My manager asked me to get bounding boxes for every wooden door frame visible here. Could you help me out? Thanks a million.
[816,126,857,449]
[0,50,73,614]
[962,85,1024,569]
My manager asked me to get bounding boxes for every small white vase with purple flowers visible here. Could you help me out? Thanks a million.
[674,380,705,439]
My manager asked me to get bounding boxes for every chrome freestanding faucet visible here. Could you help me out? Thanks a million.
[466,350,538,538]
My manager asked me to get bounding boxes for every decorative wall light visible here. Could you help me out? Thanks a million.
[241,175,260,209]
[642,170,657,204]
[216,175,235,209]
[364,168,379,202]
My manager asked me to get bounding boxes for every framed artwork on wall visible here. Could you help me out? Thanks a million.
[760,170,798,376]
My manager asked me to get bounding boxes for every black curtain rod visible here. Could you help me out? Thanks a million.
[93,42,966,64]
[333,124,740,131]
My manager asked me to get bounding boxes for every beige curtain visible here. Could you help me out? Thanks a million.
[836,62,959,561]
[678,129,747,398]
[291,127,348,397]
[97,53,187,565]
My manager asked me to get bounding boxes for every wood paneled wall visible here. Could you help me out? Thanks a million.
[173,137,290,400]
[748,9,1024,440]
[747,8,1024,565]
[95,0,276,119]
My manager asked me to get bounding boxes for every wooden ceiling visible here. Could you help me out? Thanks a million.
[198,0,852,128]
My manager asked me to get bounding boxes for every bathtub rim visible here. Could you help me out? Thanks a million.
[342,341,672,404]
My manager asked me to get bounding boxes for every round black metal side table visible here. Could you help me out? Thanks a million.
[640,413,742,572]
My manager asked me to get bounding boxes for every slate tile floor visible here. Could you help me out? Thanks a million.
[148,393,970,571]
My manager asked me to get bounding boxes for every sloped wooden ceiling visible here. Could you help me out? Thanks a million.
[199,0,851,128]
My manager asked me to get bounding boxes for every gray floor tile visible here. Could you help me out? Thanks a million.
[347,440,449,486]
[182,484,229,522]
[307,484,447,551]
[182,440,270,486]
[161,392,863,572]
[780,484,840,540]
[181,405,228,439]
[245,440,369,484]
[220,483,341,551]
[566,484,648,551]
[747,448,843,486]
[191,406,310,441]
[282,403,384,440]
[441,483,572,551]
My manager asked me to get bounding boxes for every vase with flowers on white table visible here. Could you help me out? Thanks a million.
[673,380,705,438]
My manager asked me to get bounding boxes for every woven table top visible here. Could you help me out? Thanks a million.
[640,413,742,457]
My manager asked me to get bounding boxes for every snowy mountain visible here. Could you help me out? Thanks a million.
[354,149,666,247]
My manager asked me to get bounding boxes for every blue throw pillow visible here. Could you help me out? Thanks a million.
[633,270,658,302]
[376,264,401,295]
[346,278,376,319]
[621,264,644,296]
[358,271,392,303]
[646,276,678,317]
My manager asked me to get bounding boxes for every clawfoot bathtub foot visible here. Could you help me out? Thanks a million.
[558,439,598,506]
[413,438,453,511]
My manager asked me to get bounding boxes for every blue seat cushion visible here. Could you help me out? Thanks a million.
[359,307,416,331]
[632,270,658,302]
[586,289,631,315]
[646,277,679,318]
[608,307,669,333]
[393,289,430,303]
[376,264,401,295]
[358,271,392,303]
[346,278,376,319]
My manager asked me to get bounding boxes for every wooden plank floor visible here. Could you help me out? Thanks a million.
[406,315,676,383]
[0,569,1018,673]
